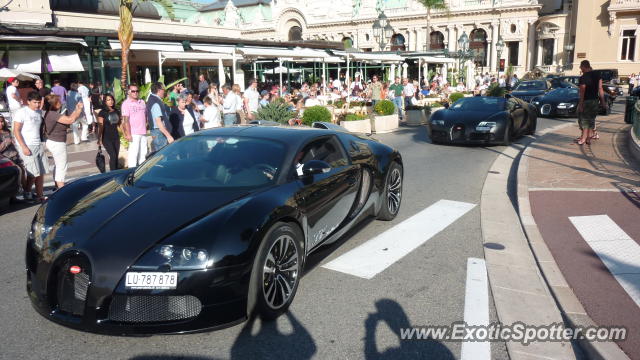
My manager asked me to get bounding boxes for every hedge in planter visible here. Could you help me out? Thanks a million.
[449,92,465,104]
[302,105,332,126]
[343,113,369,121]
[374,100,395,116]
[255,101,296,124]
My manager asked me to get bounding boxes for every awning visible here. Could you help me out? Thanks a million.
[191,44,235,55]
[47,50,84,72]
[237,47,330,59]
[339,52,404,62]
[109,40,184,52]
[0,35,87,46]
[160,51,233,61]
[8,50,42,73]
[405,55,456,64]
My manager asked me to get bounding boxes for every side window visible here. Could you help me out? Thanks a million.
[295,136,349,175]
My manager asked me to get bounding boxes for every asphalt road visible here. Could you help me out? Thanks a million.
[0,116,570,360]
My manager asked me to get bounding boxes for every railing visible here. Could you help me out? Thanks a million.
[609,0,640,10]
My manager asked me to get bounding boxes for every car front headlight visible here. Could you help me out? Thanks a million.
[431,119,445,126]
[29,221,52,251]
[557,103,576,109]
[476,121,497,131]
[133,244,212,270]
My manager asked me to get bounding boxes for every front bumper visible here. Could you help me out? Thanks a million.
[26,242,251,335]
[535,104,577,118]
[429,123,505,144]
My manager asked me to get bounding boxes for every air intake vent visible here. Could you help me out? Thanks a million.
[53,255,91,316]
[108,295,202,323]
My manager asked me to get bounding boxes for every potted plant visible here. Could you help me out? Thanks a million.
[372,99,399,133]
[404,104,429,126]
[339,113,371,134]
[302,105,332,126]
[448,92,465,104]
[255,101,296,125]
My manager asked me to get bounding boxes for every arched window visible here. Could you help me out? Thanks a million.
[288,26,302,41]
[429,31,445,50]
[390,34,406,51]
[469,29,488,67]
[342,37,353,49]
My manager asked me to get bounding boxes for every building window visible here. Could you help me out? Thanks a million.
[542,38,554,65]
[507,41,519,66]
[429,31,445,50]
[621,29,636,61]
[288,26,302,41]
[510,24,517,34]
[391,34,406,51]
[470,29,488,67]
[343,37,353,49]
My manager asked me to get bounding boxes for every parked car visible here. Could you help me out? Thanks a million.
[558,73,624,99]
[510,80,553,103]
[26,126,404,334]
[531,87,612,118]
[0,155,21,210]
[428,96,537,145]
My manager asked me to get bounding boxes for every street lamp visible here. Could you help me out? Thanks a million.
[373,11,393,51]
[496,35,505,72]
[444,31,473,84]
[458,31,469,52]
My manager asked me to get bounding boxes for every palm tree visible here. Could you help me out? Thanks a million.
[118,0,174,88]
[417,0,448,51]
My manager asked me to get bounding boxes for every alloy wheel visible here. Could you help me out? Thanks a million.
[387,168,402,215]
[262,235,299,310]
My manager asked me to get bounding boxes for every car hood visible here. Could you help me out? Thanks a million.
[40,179,251,280]
[512,90,546,97]
[436,109,501,124]
[538,89,579,104]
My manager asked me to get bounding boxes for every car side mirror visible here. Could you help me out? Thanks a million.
[302,160,331,176]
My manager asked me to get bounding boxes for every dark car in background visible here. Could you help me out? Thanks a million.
[531,87,612,118]
[558,72,623,99]
[428,96,537,145]
[26,126,404,335]
[0,155,21,210]
[510,80,553,103]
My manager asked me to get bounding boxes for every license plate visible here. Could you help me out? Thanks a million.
[125,272,177,289]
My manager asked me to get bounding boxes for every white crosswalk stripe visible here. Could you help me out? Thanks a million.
[461,258,490,360]
[322,199,476,279]
[569,215,640,307]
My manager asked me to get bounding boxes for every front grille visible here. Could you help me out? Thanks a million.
[541,104,551,115]
[53,255,91,316]
[108,295,202,323]
[451,124,465,141]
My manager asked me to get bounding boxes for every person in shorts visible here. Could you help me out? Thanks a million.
[577,60,606,145]
[12,91,48,202]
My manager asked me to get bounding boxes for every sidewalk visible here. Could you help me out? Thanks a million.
[42,134,103,186]
[521,112,640,359]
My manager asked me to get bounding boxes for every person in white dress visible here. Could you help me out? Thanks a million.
[201,96,221,129]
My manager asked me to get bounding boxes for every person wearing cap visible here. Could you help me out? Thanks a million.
[243,79,260,121]
[6,77,22,118]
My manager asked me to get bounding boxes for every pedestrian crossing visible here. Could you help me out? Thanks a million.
[569,215,640,308]
[322,199,476,279]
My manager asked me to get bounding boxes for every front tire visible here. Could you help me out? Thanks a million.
[377,162,403,221]
[248,222,303,320]
[502,121,512,146]
[527,117,537,135]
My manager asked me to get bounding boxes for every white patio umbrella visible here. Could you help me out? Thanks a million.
[263,66,300,75]
[144,68,152,84]
[0,68,40,81]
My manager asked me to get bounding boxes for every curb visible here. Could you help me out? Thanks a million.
[480,125,576,360]
[629,128,640,164]
[517,130,631,360]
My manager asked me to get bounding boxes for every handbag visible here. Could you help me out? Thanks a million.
[95,146,106,173]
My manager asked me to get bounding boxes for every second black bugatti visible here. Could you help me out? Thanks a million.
[26,126,403,335]
[531,87,612,117]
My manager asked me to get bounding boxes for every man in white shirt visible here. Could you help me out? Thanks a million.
[6,77,22,119]
[402,77,416,109]
[221,85,237,127]
[332,77,341,90]
[13,91,48,201]
[72,80,94,144]
[243,79,260,121]
[456,82,466,92]
[201,96,221,129]
[304,92,321,107]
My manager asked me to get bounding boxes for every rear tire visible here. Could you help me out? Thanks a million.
[377,162,403,221]
[247,222,303,321]
[527,117,537,135]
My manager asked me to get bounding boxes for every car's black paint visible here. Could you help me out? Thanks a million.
[427,97,537,145]
[531,87,611,118]
[0,156,21,209]
[26,126,402,335]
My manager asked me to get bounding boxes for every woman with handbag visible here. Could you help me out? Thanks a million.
[96,94,122,171]
[43,94,84,189]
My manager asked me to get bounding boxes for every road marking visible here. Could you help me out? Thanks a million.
[322,199,476,279]
[529,188,637,193]
[569,215,640,307]
[461,257,490,360]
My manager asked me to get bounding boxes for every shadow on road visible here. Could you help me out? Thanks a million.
[364,299,454,360]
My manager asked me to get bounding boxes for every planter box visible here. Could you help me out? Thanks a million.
[405,109,428,126]
[372,114,399,133]
[340,119,371,134]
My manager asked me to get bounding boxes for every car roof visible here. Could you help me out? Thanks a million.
[192,125,341,148]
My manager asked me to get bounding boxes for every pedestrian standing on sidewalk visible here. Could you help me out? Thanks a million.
[169,93,199,140]
[200,96,221,129]
[221,85,238,127]
[96,94,122,171]
[70,80,94,144]
[243,79,260,122]
[389,77,404,119]
[121,84,148,168]
[198,74,209,100]
[368,75,383,107]
[577,60,606,146]
[43,94,83,189]
[232,84,244,124]
[6,77,22,119]
[50,80,67,111]
[35,79,50,110]
[402,77,416,111]
[629,73,636,95]
[147,82,173,152]
[12,91,48,202]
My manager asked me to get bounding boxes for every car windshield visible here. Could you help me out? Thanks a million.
[550,80,577,89]
[450,97,505,111]
[548,88,579,97]
[515,81,547,91]
[560,77,579,85]
[132,135,286,191]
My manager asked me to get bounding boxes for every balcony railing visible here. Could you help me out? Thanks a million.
[609,0,640,11]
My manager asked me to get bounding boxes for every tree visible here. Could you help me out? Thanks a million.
[417,0,448,51]
[118,0,174,88]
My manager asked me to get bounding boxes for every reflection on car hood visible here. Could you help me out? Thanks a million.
[436,109,501,124]
[512,90,546,97]
[43,179,250,281]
